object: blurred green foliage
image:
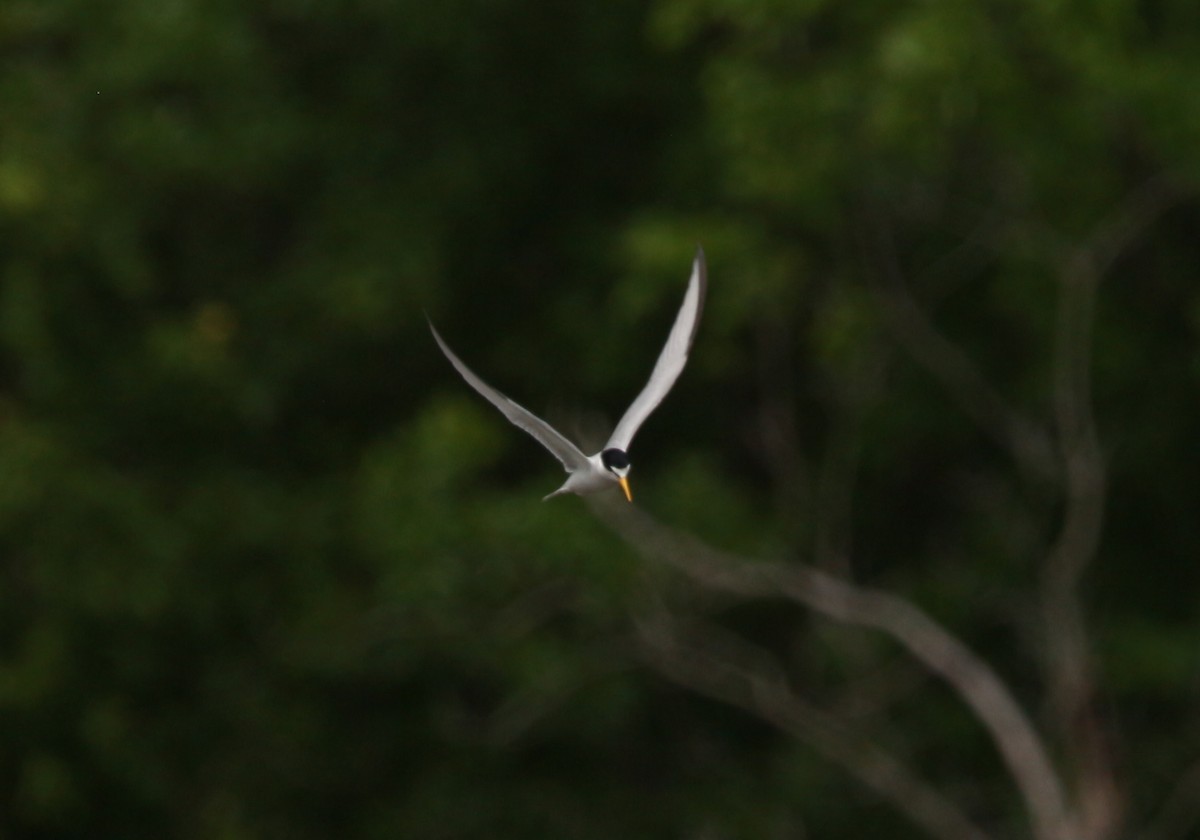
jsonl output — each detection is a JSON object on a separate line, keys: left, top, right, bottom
{"left": 2, "top": 0, "right": 1200, "bottom": 837}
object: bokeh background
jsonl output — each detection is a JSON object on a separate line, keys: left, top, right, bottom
{"left": 3, "top": 1, "right": 1200, "bottom": 837}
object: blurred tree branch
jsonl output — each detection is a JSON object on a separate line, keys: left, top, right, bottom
{"left": 1141, "top": 755, "right": 1200, "bottom": 840}
{"left": 1042, "top": 175, "right": 1182, "bottom": 840}
{"left": 633, "top": 607, "right": 992, "bottom": 840}
{"left": 591, "top": 498, "right": 1076, "bottom": 840}
{"left": 854, "top": 176, "right": 1185, "bottom": 839}
{"left": 868, "top": 220, "right": 1059, "bottom": 484}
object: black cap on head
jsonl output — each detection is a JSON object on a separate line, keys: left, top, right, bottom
{"left": 601, "top": 448, "right": 630, "bottom": 471}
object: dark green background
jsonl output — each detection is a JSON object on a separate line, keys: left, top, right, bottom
{"left": 3, "top": 0, "right": 1199, "bottom": 837}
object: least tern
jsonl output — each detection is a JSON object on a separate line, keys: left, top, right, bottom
{"left": 429, "top": 247, "right": 707, "bottom": 502}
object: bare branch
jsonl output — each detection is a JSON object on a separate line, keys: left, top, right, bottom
{"left": 635, "top": 610, "right": 993, "bottom": 840}
{"left": 866, "top": 222, "right": 1059, "bottom": 484}
{"left": 1041, "top": 243, "right": 1113, "bottom": 839}
{"left": 1079, "top": 176, "right": 1181, "bottom": 280}
{"left": 1042, "top": 176, "right": 1181, "bottom": 839}
{"left": 1139, "top": 756, "right": 1200, "bottom": 840}
{"left": 487, "top": 659, "right": 630, "bottom": 746}
{"left": 592, "top": 498, "right": 1079, "bottom": 840}
{"left": 858, "top": 176, "right": 1183, "bottom": 840}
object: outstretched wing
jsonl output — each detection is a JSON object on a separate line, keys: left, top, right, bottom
{"left": 428, "top": 318, "right": 590, "bottom": 473}
{"left": 606, "top": 247, "right": 707, "bottom": 452}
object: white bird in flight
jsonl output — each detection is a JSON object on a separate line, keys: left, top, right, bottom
{"left": 428, "top": 247, "right": 707, "bottom": 502}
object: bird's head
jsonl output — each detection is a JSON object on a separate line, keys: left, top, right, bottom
{"left": 601, "top": 448, "right": 633, "bottom": 502}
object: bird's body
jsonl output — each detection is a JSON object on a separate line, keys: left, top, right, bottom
{"left": 544, "top": 453, "right": 622, "bottom": 500}
{"left": 428, "top": 247, "right": 707, "bottom": 502}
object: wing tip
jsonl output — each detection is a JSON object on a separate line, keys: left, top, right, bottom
{"left": 426, "top": 314, "right": 455, "bottom": 358}
{"left": 692, "top": 245, "right": 707, "bottom": 292}
{"left": 689, "top": 243, "right": 707, "bottom": 343}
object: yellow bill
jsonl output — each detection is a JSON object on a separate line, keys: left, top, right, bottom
{"left": 617, "top": 476, "right": 632, "bottom": 503}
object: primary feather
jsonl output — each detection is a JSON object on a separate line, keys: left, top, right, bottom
{"left": 428, "top": 319, "right": 589, "bottom": 472}
{"left": 606, "top": 247, "right": 707, "bottom": 451}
